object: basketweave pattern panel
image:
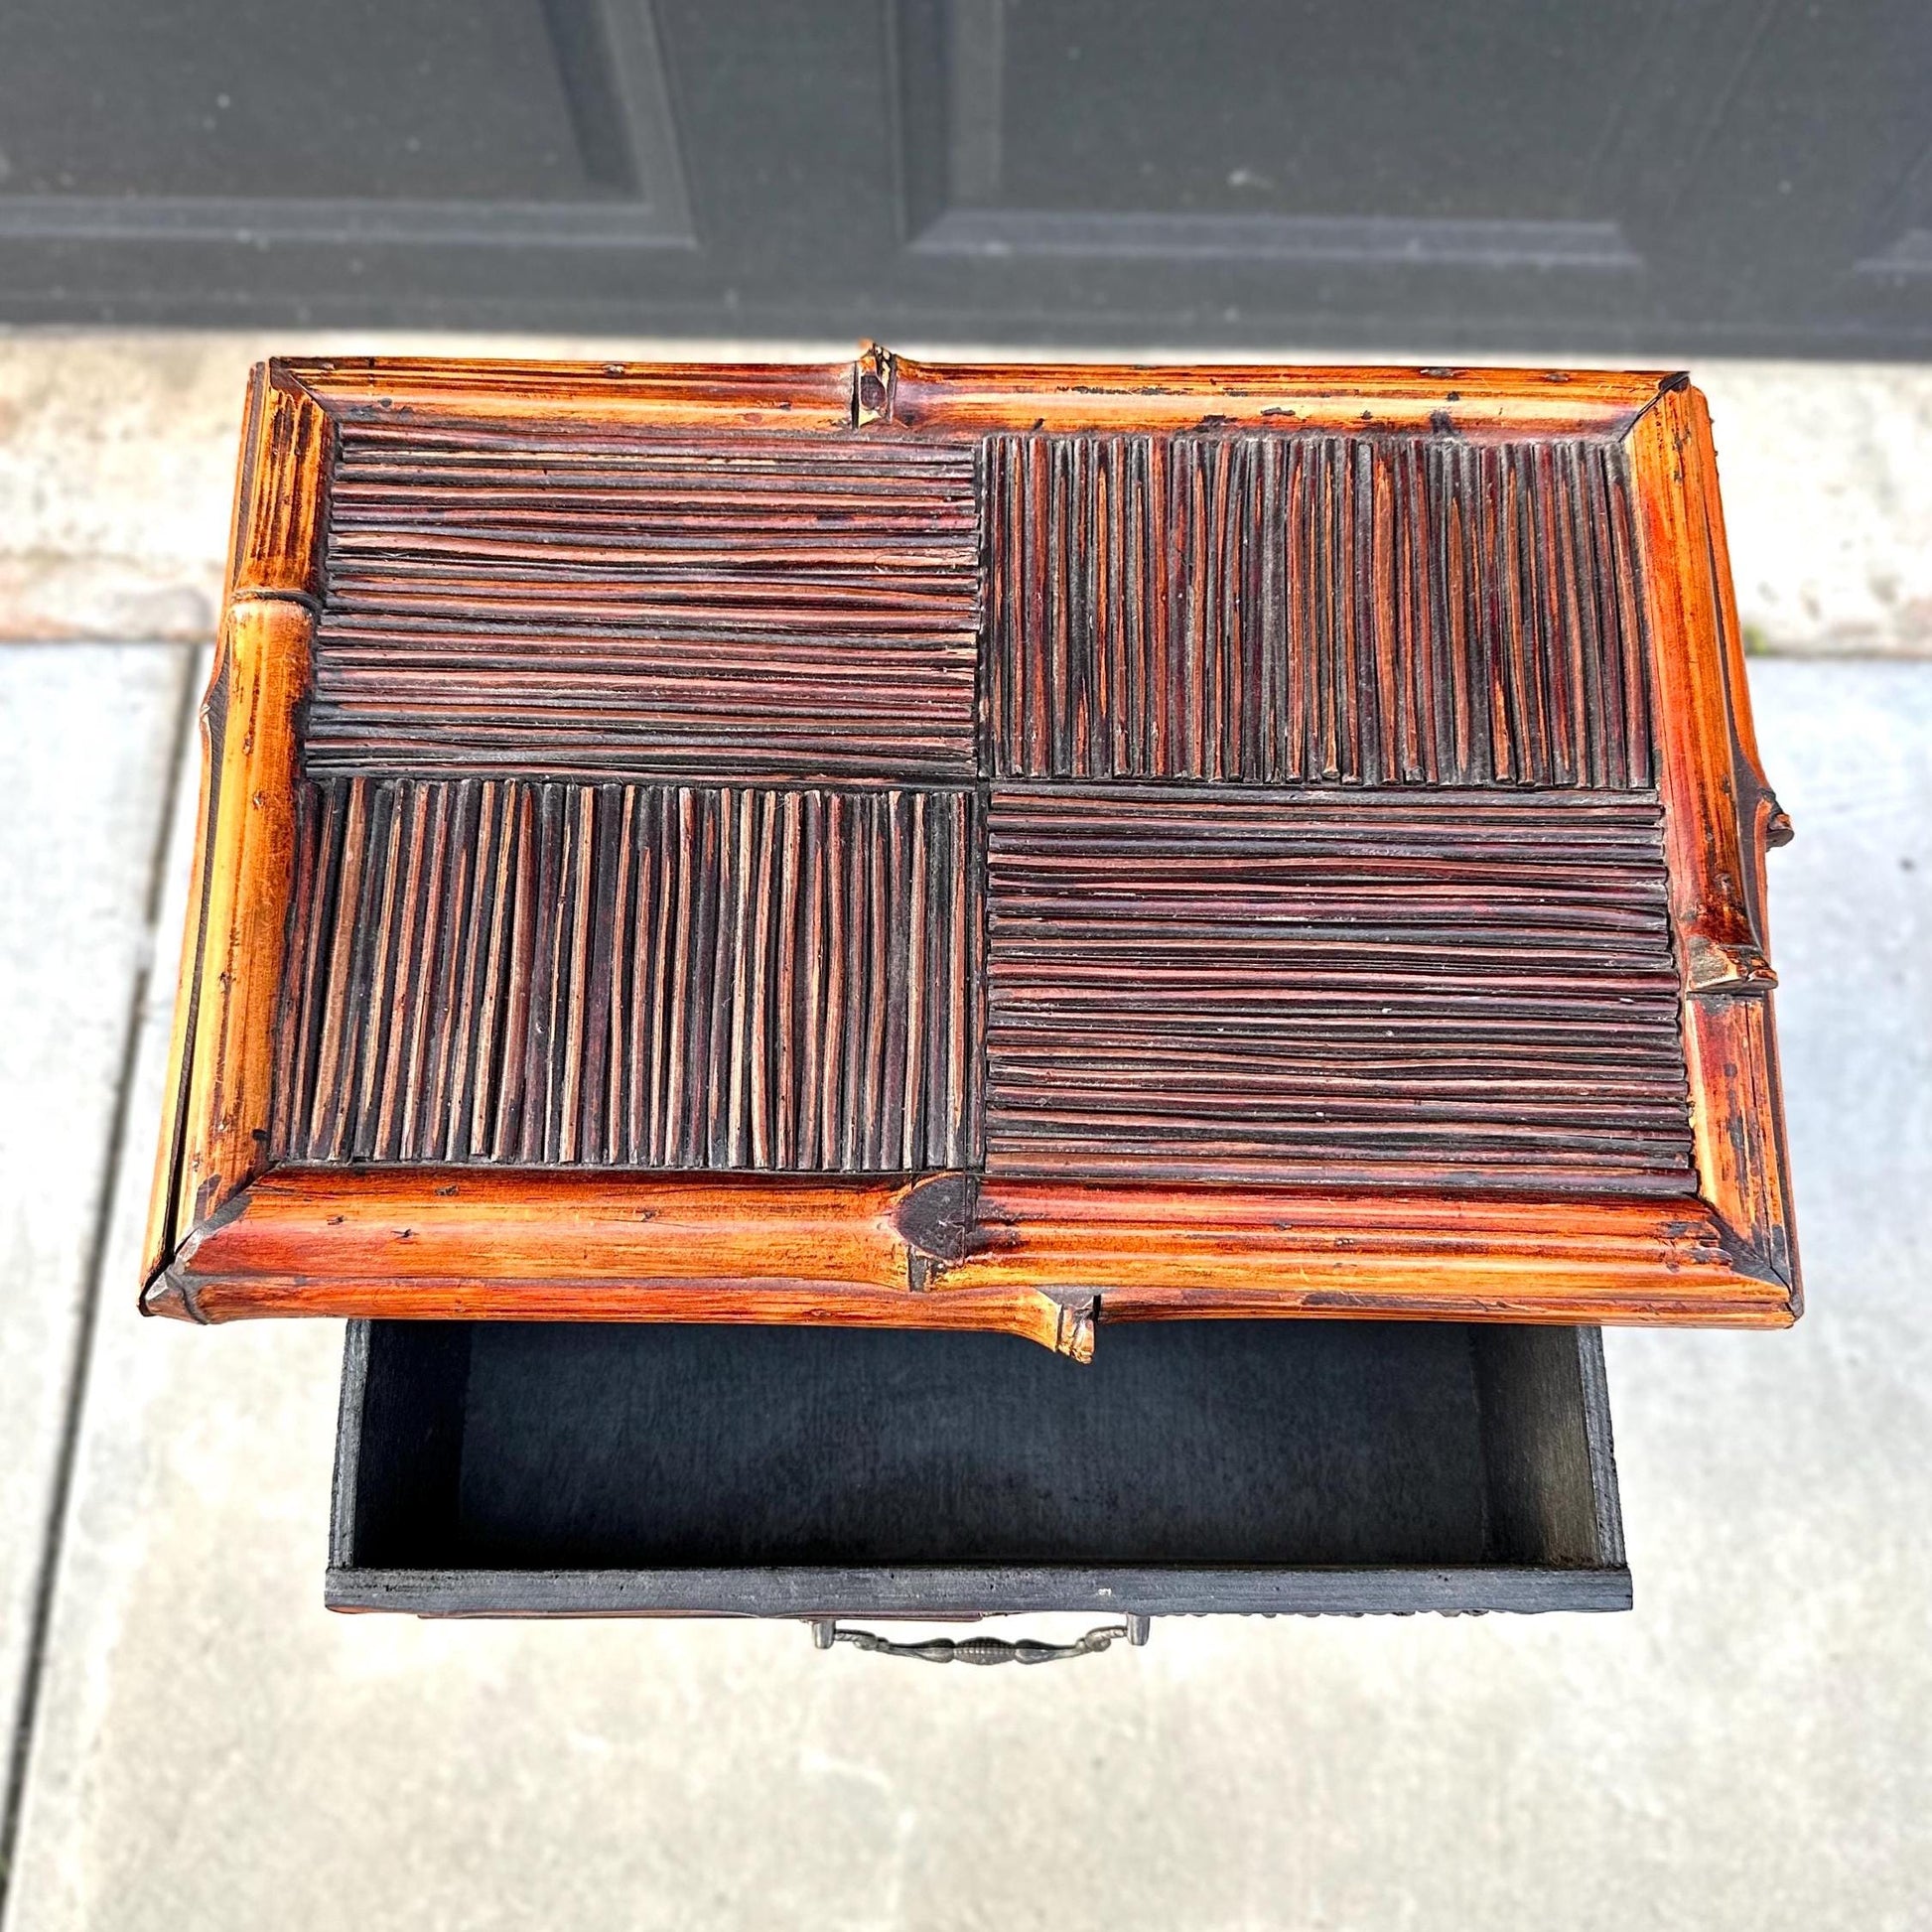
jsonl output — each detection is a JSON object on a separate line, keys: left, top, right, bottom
{"left": 271, "top": 777, "right": 981, "bottom": 1173}
{"left": 983, "top": 433, "right": 1652, "bottom": 785}
{"left": 982, "top": 786, "right": 1689, "bottom": 1192}
{"left": 309, "top": 424, "right": 981, "bottom": 780}
{"left": 277, "top": 418, "right": 1692, "bottom": 1187}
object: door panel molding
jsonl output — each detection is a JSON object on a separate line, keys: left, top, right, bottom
{"left": 0, "top": 0, "right": 693, "bottom": 252}
{"left": 896, "top": 0, "right": 1644, "bottom": 276}
{"left": 909, "top": 207, "right": 1640, "bottom": 272}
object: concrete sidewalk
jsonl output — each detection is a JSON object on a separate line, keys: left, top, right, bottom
{"left": 0, "top": 649, "right": 1925, "bottom": 1932}
{"left": 0, "top": 334, "right": 1927, "bottom": 1928}
{"left": 7, "top": 333, "right": 1932, "bottom": 655}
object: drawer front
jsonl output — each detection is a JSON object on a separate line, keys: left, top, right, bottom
{"left": 327, "top": 1317, "right": 1629, "bottom": 1619}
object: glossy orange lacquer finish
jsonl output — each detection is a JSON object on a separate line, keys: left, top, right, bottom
{"left": 144, "top": 350, "right": 1796, "bottom": 1355}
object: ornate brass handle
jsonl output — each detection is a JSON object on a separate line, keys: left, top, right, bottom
{"left": 809, "top": 1616, "right": 1150, "bottom": 1662}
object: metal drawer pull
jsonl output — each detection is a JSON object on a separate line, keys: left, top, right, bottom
{"left": 810, "top": 1616, "right": 1150, "bottom": 1662}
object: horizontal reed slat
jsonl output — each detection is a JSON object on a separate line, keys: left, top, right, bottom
{"left": 308, "top": 428, "right": 981, "bottom": 781}
{"left": 983, "top": 786, "right": 1693, "bottom": 1191}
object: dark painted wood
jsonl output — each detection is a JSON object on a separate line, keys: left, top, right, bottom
{"left": 325, "top": 1564, "right": 1635, "bottom": 1617}
{"left": 327, "top": 1316, "right": 1631, "bottom": 1617}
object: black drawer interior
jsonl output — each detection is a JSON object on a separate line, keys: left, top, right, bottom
{"left": 329, "top": 1317, "right": 1628, "bottom": 1618}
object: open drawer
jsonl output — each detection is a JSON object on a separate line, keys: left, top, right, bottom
{"left": 328, "top": 1317, "right": 1629, "bottom": 1622}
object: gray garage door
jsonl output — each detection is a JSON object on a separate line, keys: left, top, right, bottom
{"left": 3, "top": 0, "right": 1930, "bottom": 355}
